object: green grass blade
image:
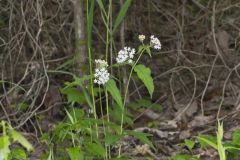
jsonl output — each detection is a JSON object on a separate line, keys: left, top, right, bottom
{"left": 217, "top": 121, "right": 226, "bottom": 160}
{"left": 96, "top": 0, "right": 107, "bottom": 17}
{"left": 113, "top": 0, "right": 132, "bottom": 33}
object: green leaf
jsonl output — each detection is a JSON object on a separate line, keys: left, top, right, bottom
{"left": 151, "top": 103, "right": 163, "bottom": 112}
{"left": 0, "top": 135, "right": 10, "bottom": 159}
{"left": 106, "top": 122, "right": 122, "bottom": 135}
{"left": 128, "top": 98, "right": 162, "bottom": 112}
{"left": 91, "top": 87, "right": 104, "bottom": 97}
{"left": 225, "top": 145, "right": 240, "bottom": 151}
{"left": 78, "top": 83, "right": 94, "bottom": 111}
{"left": 61, "top": 87, "right": 85, "bottom": 104}
{"left": 46, "top": 147, "right": 53, "bottom": 160}
{"left": 56, "top": 57, "right": 75, "bottom": 70}
{"left": 217, "top": 121, "right": 224, "bottom": 140}
{"left": 67, "top": 147, "right": 84, "bottom": 160}
{"left": 87, "top": 0, "right": 95, "bottom": 48}
{"left": 184, "top": 139, "right": 195, "bottom": 151}
{"left": 65, "top": 109, "right": 75, "bottom": 124}
{"left": 197, "top": 135, "right": 217, "bottom": 149}
{"left": 137, "top": 45, "right": 145, "bottom": 53}
{"left": 105, "top": 79, "right": 123, "bottom": 108}
{"left": 69, "top": 108, "right": 85, "bottom": 121}
{"left": 217, "top": 121, "right": 226, "bottom": 160}
{"left": 10, "top": 130, "right": 33, "bottom": 152}
{"left": 18, "top": 102, "right": 29, "bottom": 111}
{"left": 63, "top": 75, "right": 92, "bottom": 88}
{"left": 10, "top": 148, "right": 27, "bottom": 160}
{"left": 110, "top": 105, "right": 133, "bottom": 126}
{"left": 134, "top": 64, "right": 154, "bottom": 98}
{"left": 0, "top": 136, "right": 10, "bottom": 149}
{"left": 128, "top": 99, "right": 152, "bottom": 110}
{"left": 126, "top": 131, "right": 155, "bottom": 150}
{"left": 113, "top": 0, "right": 132, "bottom": 33}
{"left": 105, "top": 134, "right": 123, "bottom": 146}
{"left": 232, "top": 129, "right": 240, "bottom": 145}
{"left": 73, "top": 75, "right": 92, "bottom": 84}
{"left": 62, "top": 76, "right": 93, "bottom": 109}
{"left": 145, "top": 46, "right": 152, "bottom": 57}
{"left": 96, "top": 0, "right": 107, "bottom": 17}
{"left": 85, "top": 143, "right": 105, "bottom": 157}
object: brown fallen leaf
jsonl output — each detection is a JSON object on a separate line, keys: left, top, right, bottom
{"left": 179, "top": 130, "right": 191, "bottom": 140}
{"left": 139, "top": 108, "right": 160, "bottom": 120}
{"left": 133, "top": 144, "right": 150, "bottom": 156}
{"left": 199, "top": 148, "right": 218, "bottom": 158}
{"left": 189, "top": 115, "right": 214, "bottom": 128}
{"left": 167, "top": 120, "right": 178, "bottom": 129}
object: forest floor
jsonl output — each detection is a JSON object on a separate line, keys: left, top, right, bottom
{"left": 1, "top": 0, "right": 240, "bottom": 159}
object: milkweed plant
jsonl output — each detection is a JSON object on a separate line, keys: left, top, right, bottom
{"left": 55, "top": 35, "right": 161, "bottom": 159}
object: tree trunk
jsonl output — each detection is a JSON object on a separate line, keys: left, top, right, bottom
{"left": 73, "top": 0, "right": 87, "bottom": 76}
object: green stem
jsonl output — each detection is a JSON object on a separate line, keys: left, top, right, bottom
{"left": 89, "top": 52, "right": 98, "bottom": 138}
{"left": 98, "top": 86, "right": 108, "bottom": 159}
{"left": 87, "top": 0, "right": 98, "bottom": 138}
{"left": 104, "top": 88, "right": 111, "bottom": 159}
{"left": 118, "top": 49, "right": 145, "bottom": 156}
{"left": 105, "top": 0, "right": 112, "bottom": 61}
{"left": 105, "top": 90, "right": 110, "bottom": 124}
{"left": 104, "top": 2, "right": 112, "bottom": 159}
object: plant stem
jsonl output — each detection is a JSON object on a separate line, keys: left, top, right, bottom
{"left": 87, "top": 0, "right": 98, "bottom": 138}
{"left": 105, "top": 1, "right": 112, "bottom": 159}
{"left": 118, "top": 49, "right": 145, "bottom": 157}
{"left": 99, "top": 86, "right": 108, "bottom": 159}
{"left": 105, "top": 0, "right": 112, "bottom": 61}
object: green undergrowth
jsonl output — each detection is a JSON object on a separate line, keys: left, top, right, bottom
{"left": 171, "top": 121, "right": 240, "bottom": 160}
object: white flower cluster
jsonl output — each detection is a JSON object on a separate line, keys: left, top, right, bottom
{"left": 138, "top": 34, "right": 145, "bottom": 42}
{"left": 94, "top": 59, "right": 110, "bottom": 85}
{"left": 150, "top": 35, "right": 161, "bottom": 50}
{"left": 116, "top": 47, "right": 136, "bottom": 64}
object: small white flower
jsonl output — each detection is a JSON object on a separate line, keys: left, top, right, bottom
{"left": 150, "top": 35, "right": 161, "bottom": 50}
{"left": 93, "top": 65, "right": 110, "bottom": 85}
{"left": 138, "top": 34, "right": 145, "bottom": 42}
{"left": 116, "top": 47, "right": 136, "bottom": 64}
{"left": 129, "top": 48, "right": 135, "bottom": 58}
